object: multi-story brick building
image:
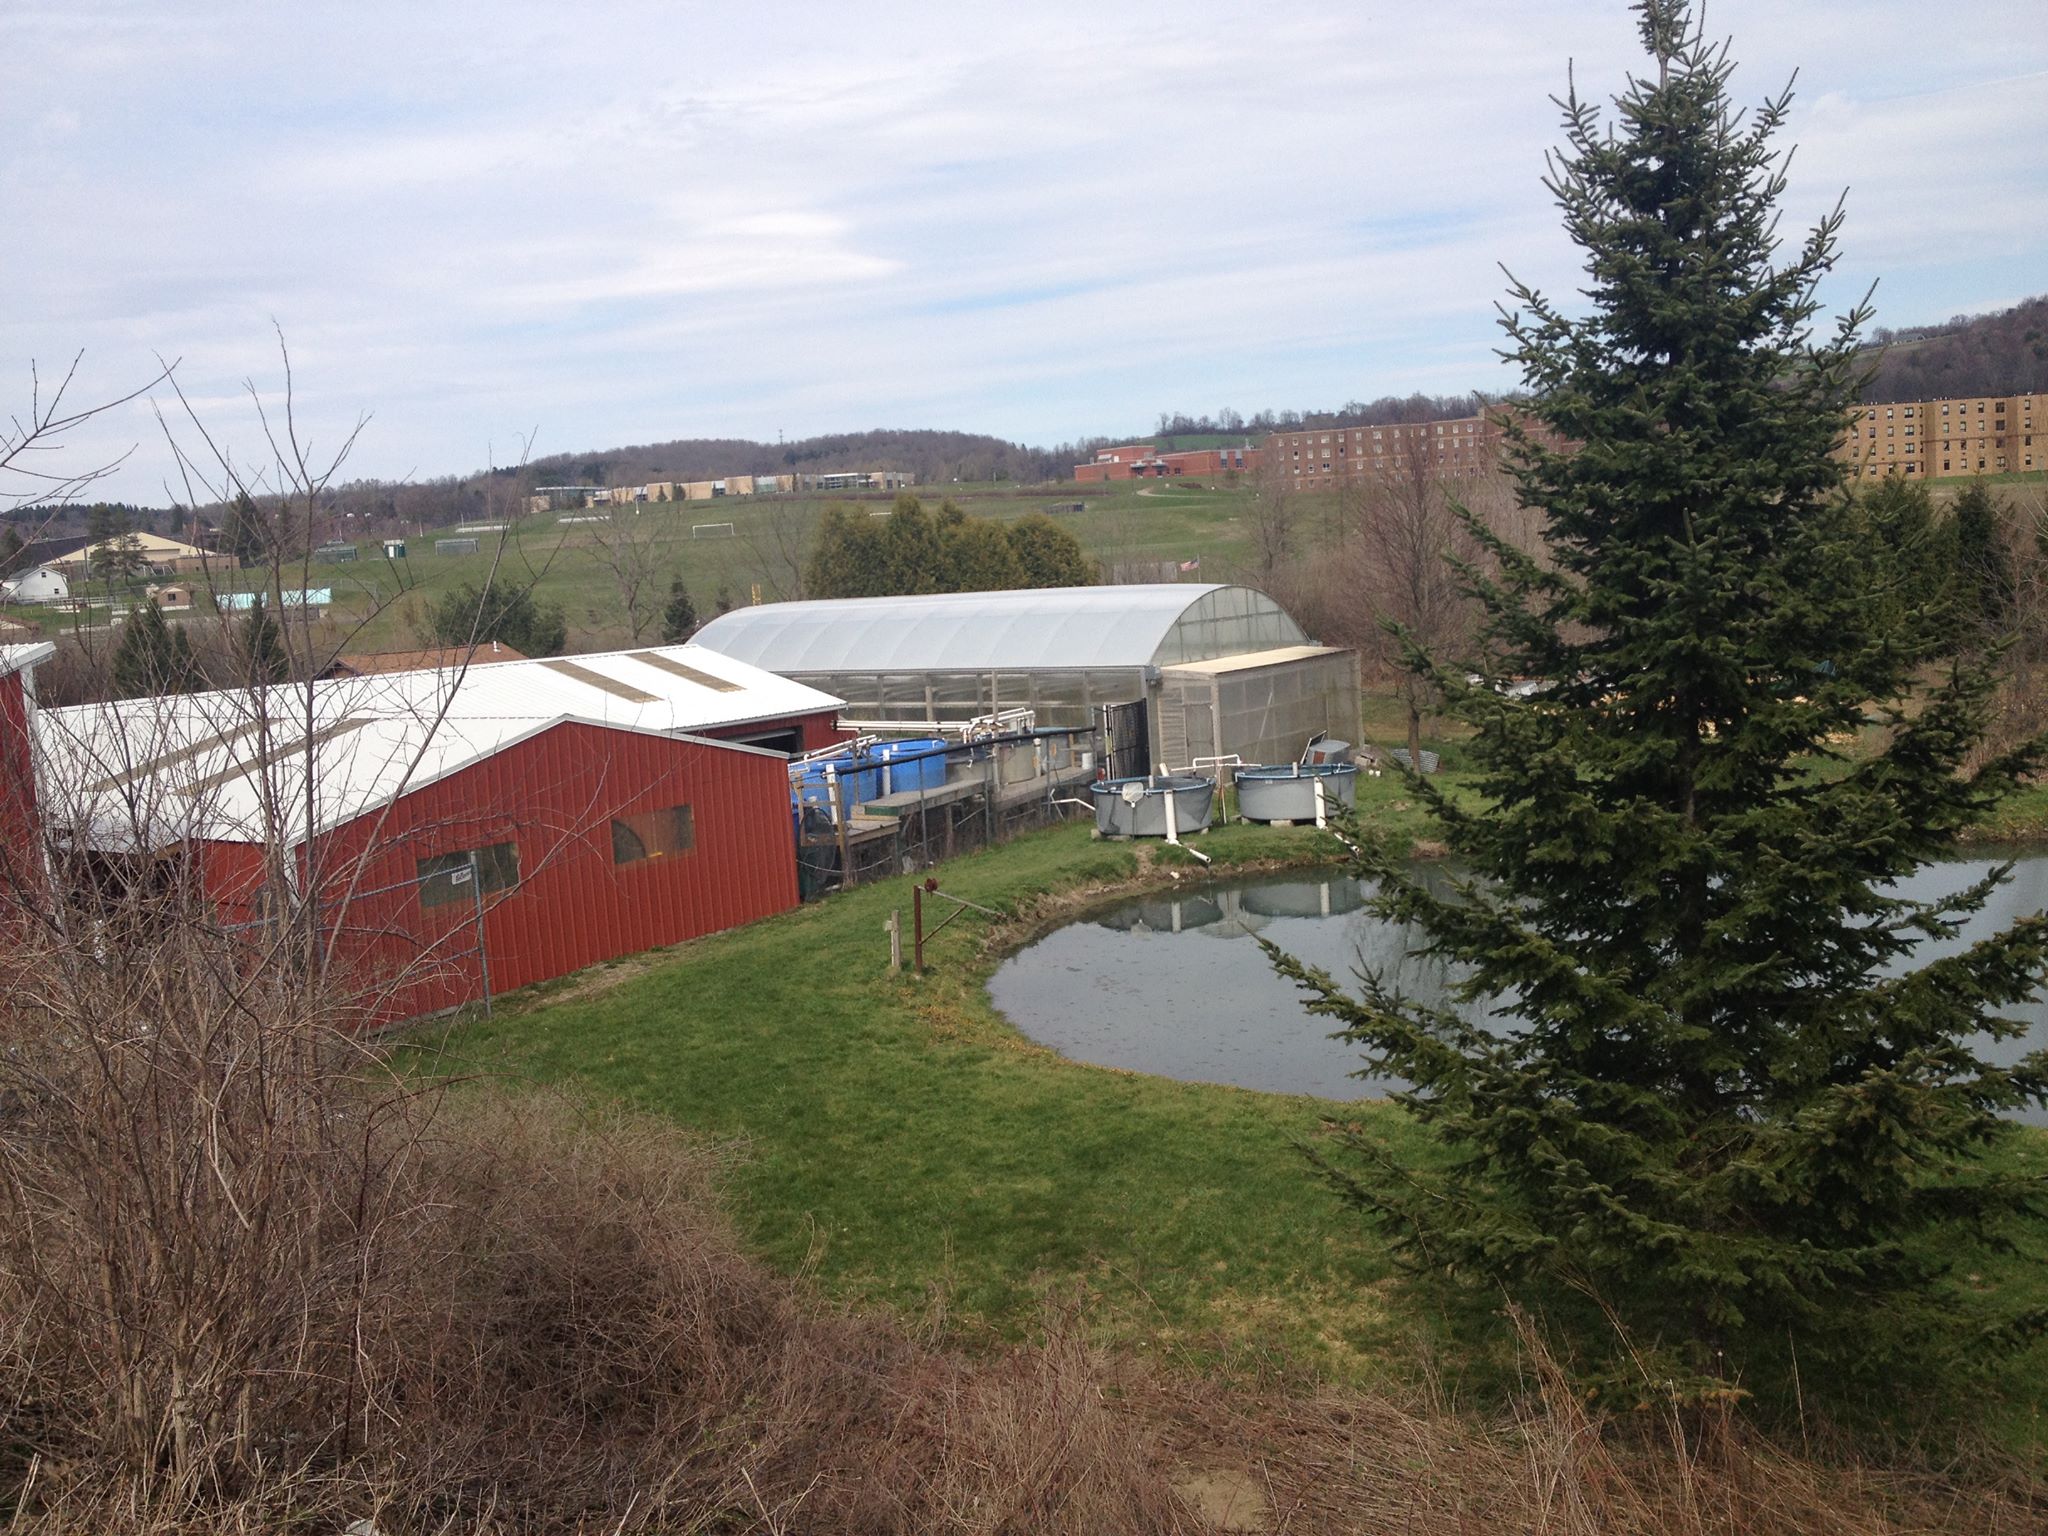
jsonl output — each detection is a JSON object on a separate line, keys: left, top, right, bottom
{"left": 1072, "top": 444, "right": 1260, "bottom": 483}
{"left": 1841, "top": 393, "right": 2044, "bottom": 480}
{"left": 1073, "top": 390, "right": 2040, "bottom": 496}
{"left": 1261, "top": 414, "right": 1505, "bottom": 490}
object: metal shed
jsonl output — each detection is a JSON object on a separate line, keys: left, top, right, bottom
{"left": 1156, "top": 646, "right": 1362, "bottom": 772}
{"left": 33, "top": 644, "right": 846, "bottom": 1023}
{"left": 693, "top": 584, "right": 1357, "bottom": 772}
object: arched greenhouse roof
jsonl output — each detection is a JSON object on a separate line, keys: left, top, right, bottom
{"left": 691, "top": 584, "right": 1307, "bottom": 673}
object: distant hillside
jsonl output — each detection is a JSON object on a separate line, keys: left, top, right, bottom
{"left": 529, "top": 428, "right": 1065, "bottom": 491}
{"left": 10, "top": 429, "right": 1074, "bottom": 542}
{"left": 1862, "top": 296, "right": 2048, "bottom": 402}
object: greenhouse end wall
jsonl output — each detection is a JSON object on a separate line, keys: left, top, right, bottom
{"left": 1158, "top": 650, "right": 1361, "bottom": 770}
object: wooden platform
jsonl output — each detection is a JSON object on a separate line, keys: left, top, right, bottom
{"left": 859, "top": 777, "right": 986, "bottom": 817}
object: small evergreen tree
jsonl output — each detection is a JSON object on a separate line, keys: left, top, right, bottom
{"left": 86, "top": 506, "right": 146, "bottom": 591}
{"left": 112, "top": 599, "right": 197, "bottom": 698}
{"left": 1007, "top": 513, "right": 1095, "bottom": 587}
{"left": 239, "top": 594, "right": 290, "bottom": 685}
{"left": 660, "top": 578, "right": 697, "bottom": 642}
{"left": 939, "top": 516, "right": 1025, "bottom": 592}
{"left": 805, "top": 505, "right": 880, "bottom": 599}
{"left": 1279, "top": 0, "right": 2048, "bottom": 1398}
{"left": 879, "top": 496, "right": 944, "bottom": 592}
{"left": 224, "top": 492, "right": 269, "bottom": 568}
{"left": 427, "top": 581, "right": 567, "bottom": 657}
{"left": 1949, "top": 481, "right": 2013, "bottom": 639}
{"left": 1859, "top": 476, "right": 1953, "bottom": 652}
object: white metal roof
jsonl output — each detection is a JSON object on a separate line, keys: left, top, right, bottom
{"left": 35, "top": 643, "right": 841, "bottom": 852}
{"left": 1161, "top": 645, "right": 1349, "bottom": 676}
{"left": 1, "top": 642, "right": 54, "bottom": 679}
{"left": 691, "top": 584, "right": 1307, "bottom": 673}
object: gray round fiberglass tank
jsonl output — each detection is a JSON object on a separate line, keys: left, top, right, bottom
{"left": 1090, "top": 775, "right": 1217, "bottom": 838}
{"left": 1234, "top": 762, "right": 1359, "bottom": 823}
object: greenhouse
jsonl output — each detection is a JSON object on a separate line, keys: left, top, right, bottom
{"left": 692, "top": 584, "right": 1359, "bottom": 772}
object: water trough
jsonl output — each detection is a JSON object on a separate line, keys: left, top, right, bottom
{"left": 1235, "top": 761, "right": 1360, "bottom": 824}
{"left": 1090, "top": 774, "right": 1217, "bottom": 839}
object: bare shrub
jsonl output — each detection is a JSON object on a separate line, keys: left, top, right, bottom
{"left": 0, "top": 905, "right": 1195, "bottom": 1534}
{"left": 1144, "top": 1309, "right": 2044, "bottom": 1535}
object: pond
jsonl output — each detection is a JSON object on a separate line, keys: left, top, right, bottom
{"left": 987, "top": 854, "right": 2048, "bottom": 1122}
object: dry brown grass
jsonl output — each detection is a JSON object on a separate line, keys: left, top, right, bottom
{"left": 1139, "top": 1322, "right": 2048, "bottom": 1535}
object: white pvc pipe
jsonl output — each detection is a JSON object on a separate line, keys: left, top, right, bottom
{"left": 1313, "top": 775, "right": 1328, "bottom": 829}
{"left": 1160, "top": 782, "right": 1212, "bottom": 863}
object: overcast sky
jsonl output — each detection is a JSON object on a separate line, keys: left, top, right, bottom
{"left": 4, "top": 1, "right": 2045, "bottom": 504}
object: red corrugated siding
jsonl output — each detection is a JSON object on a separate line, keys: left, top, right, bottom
{"left": 0, "top": 673, "right": 37, "bottom": 897}
{"left": 795, "top": 709, "right": 848, "bottom": 751}
{"left": 242, "top": 723, "right": 798, "bottom": 1024}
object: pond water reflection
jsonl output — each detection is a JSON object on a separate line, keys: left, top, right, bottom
{"left": 987, "top": 855, "right": 2048, "bottom": 1121}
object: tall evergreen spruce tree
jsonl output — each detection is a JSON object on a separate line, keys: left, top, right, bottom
{"left": 1284, "top": 1, "right": 2048, "bottom": 1393}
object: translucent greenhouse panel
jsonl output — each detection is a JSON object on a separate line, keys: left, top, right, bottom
{"left": 1026, "top": 671, "right": 1093, "bottom": 727}
{"left": 1153, "top": 587, "right": 1306, "bottom": 665}
{"left": 1204, "top": 653, "right": 1362, "bottom": 766}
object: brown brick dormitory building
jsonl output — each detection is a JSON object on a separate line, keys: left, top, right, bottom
{"left": 1843, "top": 393, "right": 2044, "bottom": 480}
{"left": 1260, "top": 414, "right": 1504, "bottom": 488}
{"left": 1074, "top": 395, "right": 2044, "bottom": 488}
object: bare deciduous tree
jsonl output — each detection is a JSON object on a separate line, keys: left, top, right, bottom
{"left": 1342, "top": 433, "right": 1483, "bottom": 768}
{"left": 1242, "top": 455, "right": 1300, "bottom": 585}
{"left": 582, "top": 500, "right": 675, "bottom": 642}
{"left": 736, "top": 493, "right": 816, "bottom": 602}
{"left": 1, "top": 352, "right": 173, "bottom": 512}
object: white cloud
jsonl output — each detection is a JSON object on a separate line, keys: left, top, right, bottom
{"left": 2, "top": 0, "right": 2043, "bottom": 499}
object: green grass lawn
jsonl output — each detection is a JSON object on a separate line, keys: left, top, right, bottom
{"left": 404, "top": 759, "right": 2048, "bottom": 1442}
{"left": 415, "top": 816, "right": 1440, "bottom": 1375}
{"left": 143, "top": 477, "right": 1286, "bottom": 655}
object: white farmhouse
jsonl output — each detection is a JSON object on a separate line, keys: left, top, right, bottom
{"left": 0, "top": 565, "right": 70, "bottom": 605}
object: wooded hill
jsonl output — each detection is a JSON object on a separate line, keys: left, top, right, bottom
{"left": 1861, "top": 294, "right": 2048, "bottom": 402}
{"left": 529, "top": 427, "right": 1066, "bottom": 491}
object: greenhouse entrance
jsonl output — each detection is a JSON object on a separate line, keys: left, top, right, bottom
{"left": 1101, "top": 699, "right": 1149, "bottom": 779}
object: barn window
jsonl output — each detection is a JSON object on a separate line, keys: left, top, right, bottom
{"left": 611, "top": 804, "right": 696, "bottom": 866}
{"left": 417, "top": 841, "right": 518, "bottom": 908}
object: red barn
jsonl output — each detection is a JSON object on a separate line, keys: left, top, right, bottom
{"left": 0, "top": 642, "right": 53, "bottom": 905}
{"left": 38, "top": 644, "right": 844, "bottom": 1024}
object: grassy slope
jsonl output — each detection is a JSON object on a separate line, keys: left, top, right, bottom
{"left": 421, "top": 791, "right": 1445, "bottom": 1375}
{"left": 25, "top": 470, "right": 2036, "bottom": 656}
{"left": 417, "top": 766, "right": 2048, "bottom": 1439}
{"left": 144, "top": 478, "right": 1271, "bottom": 654}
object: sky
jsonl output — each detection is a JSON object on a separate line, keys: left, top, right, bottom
{"left": 3, "top": 1, "right": 2045, "bottom": 504}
